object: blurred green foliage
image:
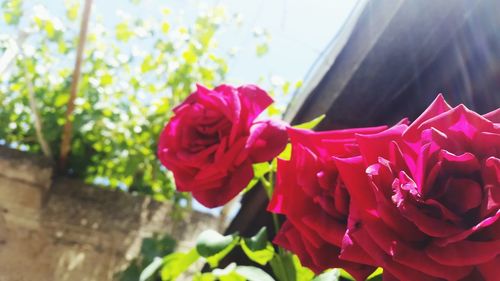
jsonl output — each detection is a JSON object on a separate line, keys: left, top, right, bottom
{"left": 128, "top": 227, "right": 372, "bottom": 281}
{"left": 0, "top": 0, "right": 299, "bottom": 203}
{"left": 119, "top": 233, "right": 177, "bottom": 281}
{"left": 0, "top": 0, "right": 234, "bottom": 201}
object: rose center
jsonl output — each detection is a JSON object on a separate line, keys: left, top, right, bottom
{"left": 440, "top": 177, "right": 483, "bottom": 215}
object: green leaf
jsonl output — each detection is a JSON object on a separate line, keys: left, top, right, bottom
{"left": 256, "top": 43, "right": 269, "bottom": 57}
{"left": 2, "top": 0, "right": 23, "bottom": 25}
{"left": 293, "top": 255, "right": 315, "bottom": 281}
{"left": 161, "top": 21, "right": 170, "bottom": 33}
{"left": 141, "top": 55, "right": 155, "bottom": 73}
{"left": 367, "top": 268, "right": 383, "bottom": 281}
{"left": 100, "top": 73, "right": 113, "bottom": 86}
{"left": 140, "top": 234, "right": 176, "bottom": 260}
{"left": 293, "top": 114, "right": 325, "bottom": 130}
{"left": 196, "top": 230, "right": 237, "bottom": 257}
{"left": 269, "top": 253, "right": 296, "bottom": 281}
{"left": 196, "top": 230, "right": 239, "bottom": 267}
{"left": 243, "top": 227, "right": 268, "bottom": 250}
{"left": 182, "top": 49, "right": 197, "bottom": 64}
{"left": 119, "top": 263, "right": 141, "bottom": 281}
{"left": 339, "top": 269, "right": 355, "bottom": 281}
{"left": 160, "top": 248, "right": 199, "bottom": 281}
{"left": 282, "top": 81, "right": 290, "bottom": 93}
{"left": 253, "top": 162, "right": 271, "bottom": 179}
{"left": 54, "top": 94, "right": 69, "bottom": 107}
{"left": 272, "top": 143, "right": 291, "bottom": 171}
{"left": 312, "top": 269, "right": 340, "bottom": 281}
{"left": 116, "top": 22, "right": 134, "bottom": 41}
{"left": 241, "top": 227, "right": 274, "bottom": 265}
{"left": 212, "top": 263, "right": 245, "bottom": 281}
{"left": 277, "top": 143, "right": 291, "bottom": 161}
{"left": 210, "top": 264, "right": 275, "bottom": 281}
{"left": 44, "top": 20, "right": 55, "bottom": 38}
{"left": 243, "top": 161, "right": 271, "bottom": 194}
{"left": 139, "top": 257, "right": 163, "bottom": 281}
{"left": 235, "top": 266, "right": 275, "bottom": 281}
{"left": 206, "top": 239, "right": 239, "bottom": 268}
{"left": 193, "top": 272, "right": 216, "bottom": 281}
{"left": 65, "top": 0, "right": 80, "bottom": 21}
{"left": 220, "top": 272, "right": 245, "bottom": 281}
{"left": 242, "top": 178, "right": 259, "bottom": 194}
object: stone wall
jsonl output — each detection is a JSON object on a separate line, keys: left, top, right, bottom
{"left": 0, "top": 146, "right": 219, "bottom": 281}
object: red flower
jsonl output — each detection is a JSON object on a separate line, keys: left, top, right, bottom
{"left": 158, "top": 84, "right": 287, "bottom": 208}
{"left": 269, "top": 126, "right": 387, "bottom": 280}
{"left": 335, "top": 95, "right": 500, "bottom": 280}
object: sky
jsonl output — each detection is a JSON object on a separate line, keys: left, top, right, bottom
{"left": 94, "top": 0, "right": 359, "bottom": 85}
{"left": 18, "top": 0, "right": 359, "bottom": 101}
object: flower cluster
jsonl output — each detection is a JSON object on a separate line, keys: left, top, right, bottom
{"left": 158, "top": 85, "right": 499, "bottom": 280}
{"left": 270, "top": 95, "right": 500, "bottom": 280}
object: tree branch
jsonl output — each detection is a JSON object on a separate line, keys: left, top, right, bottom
{"left": 24, "top": 62, "right": 52, "bottom": 158}
{"left": 58, "top": 0, "right": 93, "bottom": 171}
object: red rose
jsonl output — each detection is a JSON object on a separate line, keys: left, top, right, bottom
{"left": 269, "top": 126, "right": 388, "bottom": 280}
{"left": 158, "top": 84, "right": 287, "bottom": 208}
{"left": 335, "top": 95, "right": 500, "bottom": 280}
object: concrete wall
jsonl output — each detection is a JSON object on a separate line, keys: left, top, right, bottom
{"left": 0, "top": 146, "right": 219, "bottom": 281}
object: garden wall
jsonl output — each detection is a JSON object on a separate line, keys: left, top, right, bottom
{"left": 0, "top": 146, "right": 218, "bottom": 281}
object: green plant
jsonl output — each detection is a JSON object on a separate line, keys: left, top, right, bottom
{"left": 120, "top": 233, "right": 177, "bottom": 281}
{"left": 0, "top": 1, "right": 299, "bottom": 202}
{"left": 0, "top": 1, "right": 229, "bottom": 200}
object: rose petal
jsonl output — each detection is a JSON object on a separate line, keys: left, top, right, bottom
{"left": 302, "top": 212, "right": 346, "bottom": 247}
{"left": 198, "top": 84, "right": 240, "bottom": 123}
{"left": 334, "top": 156, "right": 377, "bottom": 211}
{"left": 483, "top": 157, "right": 500, "bottom": 187}
{"left": 404, "top": 94, "right": 452, "bottom": 139}
{"left": 276, "top": 222, "right": 375, "bottom": 280}
{"left": 418, "top": 105, "right": 494, "bottom": 141}
{"left": 480, "top": 184, "right": 500, "bottom": 219}
{"left": 340, "top": 230, "right": 377, "bottom": 266}
{"left": 477, "top": 256, "right": 500, "bottom": 280}
{"left": 484, "top": 108, "right": 500, "bottom": 123}
{"left": 236, "top": 84, "right": 274, "bottom": 124}
{"left": 393, "top": 172, "right": 464, "bottom": 237}
{"left": 367, "top": 163, "right": 427, "bottom": 241}
{"left": 267, "top": 160, "right": 287, "bottom": 213}
{"left": 441, "top": 178, "right": 483, "bottom": 214}
{"left": 364, "top": 219, "right": 473, "bottom": 280}
{"left": 268, "top": 158, "right": 316, "bottom": 216}
{"left": 287, "top": 126, "right": 387, "bottom": 159}
{"left": 191, "top": 161, "right": 254, "bottom": 207}
{"left": 435, "top": 210, "right": 500, "bottom": 246}
{"left": 439, "top": 150, "right": 481, "bottom": 175}
{"left": 274, "top": 221, "right": 322, "bottom": 273}
{"left": 356, "top": 124, "right": 407, "bottom": 166}
{"left": 246, "top": 119, "right": 288, "bottom": 163}
{"left": 427, "top": 239, "right": 500, "bottom": 266}
{"left": 350, "top": 225, "right": 436, "bottom": 281}
{"left": 475, "top": 132, "right": 500, "bottom": 157}
{"left": 290, "top": 218, "right": 324, "bottom": 249}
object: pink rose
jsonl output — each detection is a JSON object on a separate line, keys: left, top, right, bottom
{"left": 269, "top": 126, "right": 388, "bottom": 280}
{"left": 335, "top": 95, "right": 500, "bottom": 280}
{"left": 158, "top": 84, "right": 287, "bottom": 208}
